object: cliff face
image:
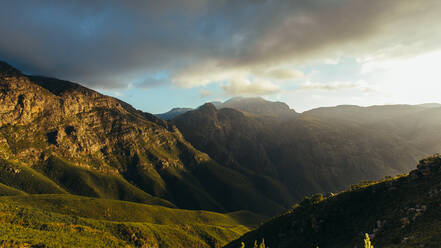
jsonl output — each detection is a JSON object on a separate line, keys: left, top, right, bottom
{"left": 0, "top": 62, "right": 206, "bottom": 208}
{"left": 0, "top": 62, "right": 205, "bottom": 172}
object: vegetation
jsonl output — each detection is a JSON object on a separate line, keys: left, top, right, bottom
{"left": 239, "top": 234, "right": 375, "bottom": 248}
{"left": 225, "top": 154, "right": 441, "bottom": 248}
{"left": 239, "top": 234, "right": 374, "bottom": 248}
{"left": 0, "top": 194, "right": 262, "bottom": 248}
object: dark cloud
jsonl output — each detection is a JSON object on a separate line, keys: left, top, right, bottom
{"left": 0, "top": 0, "right": 440, "bottom": 89}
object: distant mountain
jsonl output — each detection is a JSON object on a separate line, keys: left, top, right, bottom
{"left": 156, "top": 107, "right": 193, "bottom": 120}
{"left": 304, "top": 104, "right": 441, "bottom": 154}
{"left": 417, "top": 103, "right": 441, "bottom": 108}
{"left": 156, "top": 97, "right": 298, "bottom": 121}
{"left": 225, "top": 155, "right": 441, "bottom": 248}
{"left": 173, "top": 100, "right": 427, "bottom": 203}
{"left": 219, "top": 97, "right": 297, "bottom": 117}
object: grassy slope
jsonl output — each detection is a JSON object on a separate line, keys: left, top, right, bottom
{"left": 37, "top": 156, "right": 175, "bottom": 208}
{"left": 0, "top": 159, "right": 67, "bottom": 194}
{"left": 0, "top": 194, "right": 263, "bottom": 248}
{"left": 0, "top": 183, "right": 27, "bottom": 196}
{"left": 226, "top": 155, "right": 441, "bottom": 248}
{"left": 0, "top": 156, "right": 175, "bottom": 208}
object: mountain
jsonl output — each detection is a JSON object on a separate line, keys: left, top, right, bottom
{"left": 156, "top": 107, "right": 193, "bottom": 120}
{"left": 304, "top": 104, "right": 441, "bottom": 154}
{"left": 225, "top": 154, "right": 441, "bottom": 248}
{"left": 417, "top": 103, "right": 441, "bottom": 108}
{"left": 173, "top": 99, "right": 428, "bottom": 204}
{"left": 156, "top": 97, "right": 297, "bottom": 121}
{"left": 219, "top": 97, "right": 297, "bottom": 117}
{"left": 0, "top": 61, "right": 288, "bottom": 216}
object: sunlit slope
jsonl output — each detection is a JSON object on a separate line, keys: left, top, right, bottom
{"left": 0, "top": 158, "right": 175, "bottom": 208}
{"left": 0, "top": 194, "right": 263, "bottom": 248}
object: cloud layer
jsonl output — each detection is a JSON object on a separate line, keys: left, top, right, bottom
{"left": 1, "top": 0, "right": 440, "bottom": 91}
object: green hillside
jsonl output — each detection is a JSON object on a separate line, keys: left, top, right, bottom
{"left": 0, "top": 159, "right": 67, "bottom": 195}
{"left": 0, "top": 157, "right": 175, "bottom": 208}
{"left": 0, "top": 194, "right": 263, "bottom": 248}
{"left": 225, "top": 154, "right": 441, "bottom": 248}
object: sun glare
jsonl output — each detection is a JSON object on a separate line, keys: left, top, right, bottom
{"left": 371, "top": 50, "right": 441, "bottom": 104}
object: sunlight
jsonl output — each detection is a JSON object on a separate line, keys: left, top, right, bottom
{"left": 366, "top": 50, "right": 441, "bottom": 104}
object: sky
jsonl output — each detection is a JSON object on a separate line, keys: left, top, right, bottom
{"left": 1, "top": 0, "right": 441, "bottom": 113}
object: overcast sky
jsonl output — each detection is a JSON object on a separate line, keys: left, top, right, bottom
{"left": 1, "top": 0, "right": 441, "bottom": 113}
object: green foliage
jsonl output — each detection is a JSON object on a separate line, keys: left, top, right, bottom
{"left": 298, "top": 193, "right": 324, "bottom": 208}
{"left": 0, "top": 194, "right": 260, "bottom": 248}
{"left": 419, "top": 153, "right": 441, "bottom": 168}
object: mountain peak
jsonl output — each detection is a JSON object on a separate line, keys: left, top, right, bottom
{"left": 220, "top": 97, "right": 296, "bottom": 117}
{"left": 197, "top": 102, "right": 218, "bottom": 113}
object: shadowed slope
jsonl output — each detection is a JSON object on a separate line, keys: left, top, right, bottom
{"left": 226, "top": 155, "right": 441, "bottom": 248}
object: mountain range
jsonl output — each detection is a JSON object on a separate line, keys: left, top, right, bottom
{"left": 172, "top": 97, "right": 441, "bottom": 204}
{"left": 1, "top": 60, "right": 441, "bottom": 247}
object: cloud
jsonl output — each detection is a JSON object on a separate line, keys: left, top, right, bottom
{"left": 137, "top": 78, "right": 169, "bottom": 89}
{"left": 222, "top": 78, "right": 280, "bottom": 96}
{"left": 261, "top": 68, "right": 304, "bottom": 80}
{"left": 299, "top": 81, "right": 369, "bottom": 91}
{"left": 200, "top": 89, "right": 212, "bottom": 97}
{"left": 0, "top": 0, "right": 440, "bottom": 90}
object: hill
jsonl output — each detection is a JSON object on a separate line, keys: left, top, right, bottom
{"left": 0, "top": 194, "right": 262, "bottom": 248}
{"left": 226, "top": 154, "right": 441, "bottom": 248}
